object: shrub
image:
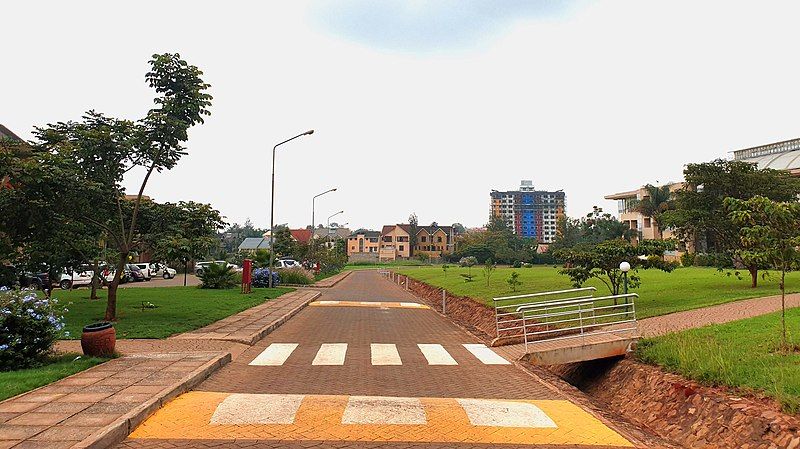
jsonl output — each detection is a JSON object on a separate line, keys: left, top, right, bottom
{"left": 278, "top": 267, "right": 314, "bottom": 285}
{"left": 0, "top": 288, "right": 66, "bottom": 370}
{"left": 251, "top": 268, "right": 280, "bottom": 288}
{"left": 512, "top": 261, "right": 522, "bottom": 268}
{"left": 459, "top": 256, "right": 478, "bottom": 268}
{"left": 680, "top": 252, "right": 695, "bottom": 267}
{"left": 198, "top": 263, "right": 238, "bottom": 289}
{"left": 507, "top": 271, "right": 522, "bottom": 292}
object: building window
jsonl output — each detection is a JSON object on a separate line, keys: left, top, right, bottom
{"left": 437, "top": 236, "right": 442, "bottom": 242}
{"left": 421, "top": 236, "right": 427, "bottom": 242}
{"left": 399, "top": 245, "right": 404, "bottom": 252}
{"left": 644, "top": 218, "right": 651, "bottom": 228}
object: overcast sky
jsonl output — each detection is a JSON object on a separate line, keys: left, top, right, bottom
{"left": 4, "top": 1, "right": 799, "bottom": 231}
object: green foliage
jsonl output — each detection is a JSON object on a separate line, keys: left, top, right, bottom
{"left": 198, "top": 263, "right": 238, "bottom": 289}
{"left": 271, "top": 226, "right": 296, "bottom": 258}
{"left": 442, "top": 264, "right": 450, "bottom": 277}
{"left": 554, "top": 239, "right": 679, "bottom": 296}
{"left": 726, "top": 195, "right": 800, "bottom": 346}
{"left": 408, "top": 213, "right": 418, "bottom": 256}
{"left": 416, "top": 252, "right": 430, "bottom": 262}
{"left": 630, "top": 184, "right": 673, "bottom": 239}
{"left": 661, "top": 159, "right": 800, "bottom": 287}
{"left": 680, "top": 252, "right": 695, "bottom": 267}
{"left": 278, "top": 267, "right": 314, "bottom": 285}
{"left": 453, "top": 216, "right": 537, "bottom": 264}
{"left": 0, "top": 289, "right": 66, "bottom": 370}
{"left": 550, "top": 206, "right": 635, "bottom": 252}
{"left": 507, "top": 271, "right": 522, "bottom": 292}
{"left": 459, "top": 256, "right": 477, "bottom": 267}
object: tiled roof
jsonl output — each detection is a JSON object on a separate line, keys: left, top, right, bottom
{"left": 290, "top": 229, "right": 313, "bottom": 244}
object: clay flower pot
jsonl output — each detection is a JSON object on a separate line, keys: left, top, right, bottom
{"left": 81, "top": 322, "right": 116, "bottom": 357}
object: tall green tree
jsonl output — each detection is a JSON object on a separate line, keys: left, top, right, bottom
{"left": 549, "top": 206, "right": 634, "bottom": 252}
{"left": 660, "top": 159, "right": 800, "bottom": 288}
{"left": 408, "top": 213, "right": 418, "bottom": 257}
{"left": 631, "top": 184, "right": 673, "bottom": 240}
{"left": 33, "top": 53, "right": 212, "bottom": 321}
{"left": 726, "top": 196, "right": 800, "bottom": 347}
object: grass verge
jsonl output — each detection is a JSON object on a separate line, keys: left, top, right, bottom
{"left": 0, "top": 353, "right": 106, "bottom": 401}
{"left": 396, "top": 265, "right": 800, "bottom": 318}
{"left": 637, "top": 308, "right": 800, "bottom": 413}
{"left": 56, "top": 286, "right": 294, "bottom": 339}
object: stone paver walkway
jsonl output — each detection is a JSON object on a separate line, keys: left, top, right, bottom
{"left": 0, "top": 352, "right": 228, "bottom": 449}
{"left": 638, "top": 292, "right": 800, "bottom": 337}
{"left": 171, "top": 290, "right": 320, "bottom": 345}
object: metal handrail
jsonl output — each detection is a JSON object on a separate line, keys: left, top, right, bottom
{"left": 492, "top": 287, "right": 639, "bottom": 352}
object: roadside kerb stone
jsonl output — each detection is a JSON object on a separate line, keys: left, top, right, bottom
{"left": 172, "top": 290, "right": 321, "bottom": 345}
{"left": 0, "top": 352, "right": 230, "bottom": 449}
{"left": 310, "top": 270, "right": 352, "bottom": 288}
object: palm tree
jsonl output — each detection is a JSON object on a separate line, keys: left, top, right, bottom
{"left": 633, "top": 184, "right": 672, "bottom": 240}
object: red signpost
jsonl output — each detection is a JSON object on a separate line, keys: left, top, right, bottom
{"left": 241, "top": 259, "right": 252, "bottom": 294}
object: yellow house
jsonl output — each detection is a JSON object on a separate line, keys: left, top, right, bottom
{"left": 379, "top": 224, "right": 412, "bottom": 261}
{"left": 414, "top": 226, "right": 456, "bottom": 259}
{"left": 347, "top": 230, "right": 381, "bottom": 261}
{"left": 604, "top": 183, "right": 683, "bottom": 243}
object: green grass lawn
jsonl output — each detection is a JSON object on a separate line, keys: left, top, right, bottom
{"left": 637, "top": 308, "right": 800, "bottom": 413}
{"left": 0, "top": 353, "right": 106, "bottom": 401}
{"left": 344, "top": 260, "right": 430, "bottom": 270}
{"left": 54, "top": 286, "right": 294, "bottom": 339}
{"left": 396, "top": 265, "right": 800, "bottom": 319}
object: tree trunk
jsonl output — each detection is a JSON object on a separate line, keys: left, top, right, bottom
{"left": 90, "top": 258, "right": 100, "bottom": 300}
{"left": 748, "top": 265, "right": 758, "bottom": 288}
{"left": 781, "top": 269, "right": 787, "bottom": 348}
{"left": 104, "top": 252, "right": 128, "bottom": 321}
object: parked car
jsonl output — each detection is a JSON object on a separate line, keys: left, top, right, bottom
{"left": 275, "top": 258, "right": 300, "bottom": 269}
{"left": 126, "top": 264, "right": 146, "bottom": 282}
{"left": 195, "top": 261, "right": 239, "bottom": 276}
{"left": 133, "top": 263, "right": 152, "bottom": 281}
{"left": 149, "top": 262, "right": 177, "bottom": 279}
{"left": 58, "top": 266, "right": 94, "bottom": 290}
{"left": 20, "top": 271, "right": 50, "bottom": 290}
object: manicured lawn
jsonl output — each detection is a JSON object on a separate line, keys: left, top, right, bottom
{"left": 55, "top": 286, "right": 294, "bottom": 339}
{"left": 637, "top": 308, "right": 800, "bottom": 413}
{"left": 396, "top": 266, "right": 800, "bottom": 318}
{"left": 0, "top": 353, "right": 106, "bottom": 401}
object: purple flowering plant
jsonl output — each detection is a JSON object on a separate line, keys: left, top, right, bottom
{"left": 0, "top": 287, "right": 67, "bottom": 370}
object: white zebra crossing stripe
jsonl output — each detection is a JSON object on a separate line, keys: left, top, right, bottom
{"left": 462, "top": 344, "right": 511, "bottom": 365}
{"left": 417, "top": 344, "right": 458, "bottom": 365}
{"left": 371, "top": 343, "right": 402, "bottom": 365}
{"left": 249, "top": 343, "right": 298, "bottom": 366}
{"left": 342, "top": 396, "right": 426, "bottom": 425}
{"left": 457, "top": 398, "right": 557, "bottom": 428}
{"left": 312, "top": 343, "right": 348, "bottom": 365}
{"left": 210, "top": 393, "right": 304, "bottom": 424}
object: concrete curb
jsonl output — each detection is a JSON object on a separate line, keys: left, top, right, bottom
{"left": 231, "top": 291, "right": 321, "bottom": 345}
{"left": 71, "top": 352, "right": 231, "bottom": 449}
{"left": 311, "top": 270, "right": 352, "bottom": 288}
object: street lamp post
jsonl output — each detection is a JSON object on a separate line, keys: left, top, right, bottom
{"left": 619, "top": 261, "right": 631, "bottom": 294}
{"left": 312, "top": 188, "right": 337, "bottom": 236}
{"left": 268, "top": 130, "right": 314, "bottom": 288}
{"left": 327, "top": 210, "right": 344, "bottom": 248}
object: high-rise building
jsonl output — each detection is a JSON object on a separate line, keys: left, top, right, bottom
{"left": 490, "top": 180, "right": 565, "bottom": 243}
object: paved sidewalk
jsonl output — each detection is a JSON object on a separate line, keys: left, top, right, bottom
{"left": 171, "top": 290, "right": 320, "bottom": 345}
{"left": 0, "top": 352, "right": 228, "bottom": 449}
{"left": 638, "top": 292, "right": 800, "bottom": 337}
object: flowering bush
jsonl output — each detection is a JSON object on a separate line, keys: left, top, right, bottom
{"left": 0, "top": 287, "right": 66, "bottom": 370}
{"left": 251, "top": 268, "right": 280, "bottom": 288}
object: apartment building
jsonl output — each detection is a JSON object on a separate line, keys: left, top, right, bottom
{"left": 378, "top": 224, "right": 412, "bottom": 261}
{"left": 346, "top": 230, "right": 381, "bottom": 262}
{"left": 490, "top": 180, "right": 565, "bottom": 243}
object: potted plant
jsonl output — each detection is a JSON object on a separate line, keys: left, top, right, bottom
{"left": 81, "top": 321, "right": 116, "bottom": 357}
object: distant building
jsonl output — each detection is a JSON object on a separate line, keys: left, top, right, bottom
{"left": 374, "top": 223, "right": 459, "bottom": 262}
{"left": 604, "top": 183, "right": 684, "bottom": 243}
{"left": 732, "top": 137, "right": 800, "bottom": 176}
{"left": 347, "top": 230, "right": 381, "bottom": 262}
{"left": 289, "top": 229, "right": 313, "bottom": 245}
{"left": 379, "top": 224, "right": 412, "bottom": 261}
{"left": 238, "top": 237, "right": 270, "bottom": 253}
{"left": 413, "top": 225, "right": 457, "bottom": 260}
{"left": 490, "top": 180, "right": 565, "bottom": 243}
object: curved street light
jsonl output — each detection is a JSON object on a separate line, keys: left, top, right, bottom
{"left": 312, "top": 188, "right": 337, "bottom": 232}
{"left": 268, "top": 130, "right": 314, "bottom": 288}
{"left": 327, "top": 211, "right": 344, "bottom": 248}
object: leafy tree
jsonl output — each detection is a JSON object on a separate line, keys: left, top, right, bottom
{"left": 459, "top": 256, "right": 477, "bottom": 275}
{"left": 726, "top": 196, "right": 800, "bottom": 347}
{"left": 271, "top": 226, "right": 296, "bottom": 258}
{"left": 140, "top": 201, "right": 226, "bottom": 265}
{"left": 550, "top": 206, "right": 634, "bottom": 252}
{"left": 483, "top": 259, "right": 495, "bottom": 286}
{"left": 451, "top": 223, "right": 466, "bottom": 234}
{"left": 408, "top": 213, "right": 418, "bottom": 256}
{"left": 554, "top": 239, "right": 678, "bottom": 296}
{"left": 32, "top": 53, "right": 212, "bottom": 321}
{"left": 507, "top": 271, "right": 522, "bottom": 292}
{"left": 660, "top": 159, "right": 800, "bottom": 288}
{"left": 631, "top": 184, "right": 673, "bottom": 240}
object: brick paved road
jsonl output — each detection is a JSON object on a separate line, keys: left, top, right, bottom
{"left": 118, "top": 270, "right": 638, "bottom": 448}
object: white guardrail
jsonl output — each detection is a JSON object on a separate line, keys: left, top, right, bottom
{"left": 493, "top": 287, "right": 639, "bottom": 352}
